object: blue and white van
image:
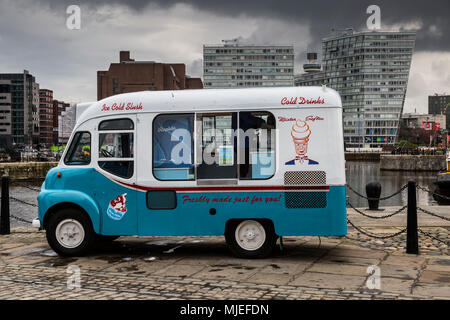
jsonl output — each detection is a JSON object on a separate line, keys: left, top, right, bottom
{"left": 35, "top": 86, "right": 347, "bottom": 258}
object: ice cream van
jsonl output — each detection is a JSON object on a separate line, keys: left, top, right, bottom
{"left": 35, "top": 86, "right": 347, "bottom": 258}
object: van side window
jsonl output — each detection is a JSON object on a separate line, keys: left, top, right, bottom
{"left": 98, "top": 119, "right": 134, "bottom": 179}
{"left": 64, "top": 132, "right": 91, "bottom": 165}
{"left": 239, "top": 112, "right": 276, "bottom": 180}
{"left": 153, "top": 114, "right": 195, "bottom": 181}
{"left": 99, "top": 119, "right": 134, "bottom": 130}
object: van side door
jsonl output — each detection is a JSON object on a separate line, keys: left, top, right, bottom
{"left": 94, "top": 116, "right": 138, "bottom": 236}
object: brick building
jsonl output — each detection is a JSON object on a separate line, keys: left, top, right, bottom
{"left": 97, "top": 51, "right": 203, "bottom": 100}
{"left": 39, "top": 89, "right": 53, "bottom": 146}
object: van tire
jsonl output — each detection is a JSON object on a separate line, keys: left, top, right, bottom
{"left": 225, "top": 219, "right": 277, "bottom": 259}
{"left": 46, "top": 208, "right": 94, "bottom": 257}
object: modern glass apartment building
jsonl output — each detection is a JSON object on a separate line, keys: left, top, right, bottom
{"left": 203, "top": 41, "right": 294, "bottom": 88}
{"left": 0, "top": 70, "right": 40, "bottom": 147}
{"left": 295, "top": 30, "right": 416, "bottom": 148}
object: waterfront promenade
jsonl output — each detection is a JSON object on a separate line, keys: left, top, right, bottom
{"left": 0, "top": 206, "right": 449, "bottom": 300}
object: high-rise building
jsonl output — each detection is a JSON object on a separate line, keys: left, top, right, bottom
{"left": 52, "top": 100, "right": 70, "bottom": 146}
{"left": 0, "top": 70, "right": 40, "bottom": 147}
{"left": 295, "top": 30, "right": 416, "bottom": 148}
{"left": 203, "top": 40, "right": 294, "bottom": 88}
{"left": 97, "top": 51, "right": 203, "bottom": 100}
{"left": 58, "top": 103, "right": 76, "bottom": 145}
{"left": 428, "top": 94, "right": 450, "bottom": 131}
{"left": 39, "top": 89, "right": 53, "bottom": 146}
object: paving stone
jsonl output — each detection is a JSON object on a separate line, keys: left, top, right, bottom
{"left": 413, "top": 283, "right": 450, "bottom": 298}
{"left": 289, "top": 272, "right": 366, "bottom": 290}
{"left": 377, "top": 277, "right": 415, "bottom": 295}
{"left": 192, "top": 266, "right": 257, "bottom": 281}
{"left": 329, "top": 247, "right": 386, "bottom": 259}
{"left": 377, "top": 264, "right": 421, "bottom": 280}
{"left": 308, "top": 262, "right": 369, "bottom": 276}
{"left": 154, "top": 264, "right": 205, "bottom": 277}
{"left": 419, "top": 270, "right": 450, "bottom": 285}
{"left": 246, "top": 272, "right": 292, "bottom": 286}
{"left": 318, "top": 254, "right": 381, "bottom": 266}
{"left": 383, "top": 255, "right": 426, "bottom": 267}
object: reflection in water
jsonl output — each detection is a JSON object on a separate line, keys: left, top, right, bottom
{"left": 346, "top": 161, "right": 438, "bottom": 208}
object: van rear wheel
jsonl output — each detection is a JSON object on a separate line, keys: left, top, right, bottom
{"left": 225, "top": 219, "right": 277, "bottom": 259}
{"left": 46, "top": 208, "right": 94, "bottom": 257}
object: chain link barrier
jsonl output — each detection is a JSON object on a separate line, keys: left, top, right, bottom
{"left": 347, "top": 201, "right": 407, "bottom": 220}
{"left": 417, "top": 207, "right": 450, "bottom": 222}
{"left": 10, "top": 214, "right": 33, "bottom": 224}
{"left": 417, "top": 184, "right": 450, "bottom": 201}
{"left": 346, "top": 182, "right": 449, "bottom": 247}
{"left": 346, "top": 183, "right": 408, "bottom": 201}
{"left": 20, "top": 185, "right": 41, "bottom": 192}
{"left": 8, "top": 196, "right": 38, "bottom": 208}
{"left": 347, "top": 218, "right": 407, "bottom": 239}
{"left": 345, "top": 183, "right": 409, "bottom": 240}
{"left": 418, "top": 229, "right": 450, "bottom": 246}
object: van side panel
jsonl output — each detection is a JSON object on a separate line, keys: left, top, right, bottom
{"left": 136, "top": 186, "right": 346, "bottom": 236}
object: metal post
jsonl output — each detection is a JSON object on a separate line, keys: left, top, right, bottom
{"left": 406, "top": 181, "right": 418, "bottom": 254}
{"left": 0, "top": 175, "right": 10, "bottom": 235}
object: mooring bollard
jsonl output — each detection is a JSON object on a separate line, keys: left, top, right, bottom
{"left": 406, "top": 180, "right": 419, "bottom": 254}
{"left": 0, "top": 175, "right": 10, "bottom": 235}
{"left": 366, "top": 181, "right": 381, "bottom": 210}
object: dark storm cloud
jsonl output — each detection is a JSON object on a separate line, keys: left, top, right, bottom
{"left": 36, "top": 0, "right": 450, "bottom": 52}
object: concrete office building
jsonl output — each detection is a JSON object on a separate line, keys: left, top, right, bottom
{"left": 97, "top": 51, "right": 203, "bottom": 100}
{"left": 52, "top": 100, "right": 70, "bottom": 146}
{"left": 0, "top": 70, "right": 40, "bottom": 148}
{"left": 295, "top": 30, "right": 416, "bottom": 148}
{"left": 428, "top": 94, "right": 450, "bottom": 131}
{"left": 58, "top": 104, "right": 76, "bottom": 145}
{"left": 203, "top": 40, "right": 294, "bottom": 88}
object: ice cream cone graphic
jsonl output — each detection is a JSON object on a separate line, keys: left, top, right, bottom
{"left": 285, "top": 119, "right": 318, "bottom": 165}
{"left": 291, "top": 120, "right": 311, "bottom": 156}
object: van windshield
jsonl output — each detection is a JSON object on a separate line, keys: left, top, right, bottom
{"left": 64, "top": 132, "right": 91, "bottom": 165}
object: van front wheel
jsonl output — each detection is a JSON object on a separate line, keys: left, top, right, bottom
{"left": 225, "top": 219, "right": 277, "bottom": 259}
{"left": 46, "top": 208, "right": 94, "bottom": 257}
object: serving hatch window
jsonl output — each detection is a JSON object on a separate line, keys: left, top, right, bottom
{"left": 98, "top": 119, "right": 134, "bottom": 179}
{"left": 152, "top": 112, "right": 276, "bottom": 181}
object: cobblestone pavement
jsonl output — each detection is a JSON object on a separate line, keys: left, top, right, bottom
{"left": 0, "top": 225, "right": 449, "bottom": 300}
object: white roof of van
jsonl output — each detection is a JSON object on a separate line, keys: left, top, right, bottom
{"left": 76, "top": 86, "right": 342, "bottom": 125}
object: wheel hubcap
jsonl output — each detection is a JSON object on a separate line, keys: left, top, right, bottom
{"left": 235, "top": 220, "right": 266, "bottom": 251}
{"left": 55, "top": 219, "right": 85, "bottom": 249}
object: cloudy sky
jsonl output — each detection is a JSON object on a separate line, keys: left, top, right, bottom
{"left": 0, "top": 0, "right": 449, "bottom": 113}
